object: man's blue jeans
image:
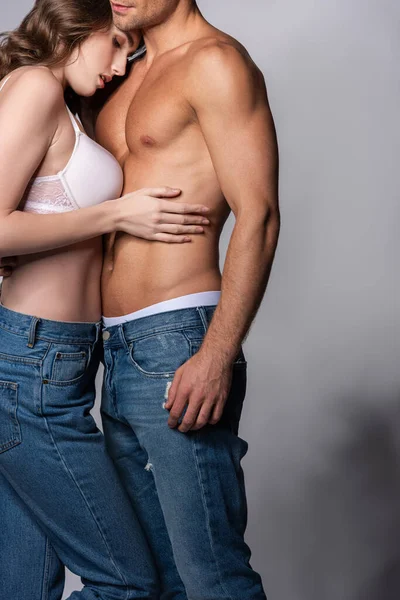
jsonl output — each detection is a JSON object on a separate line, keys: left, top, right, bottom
{"left": 0, "top": 304, "right": 159, "bottom": 600}
{"left": 101, "top": 305, "right": 266, "bottom": 600}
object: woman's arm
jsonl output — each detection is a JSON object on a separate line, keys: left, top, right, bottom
{"left": 0, "top": 69, "right": 210, "bottom": 256}
{"left": 0, "top": 69, "right": 120, "bottom": 255}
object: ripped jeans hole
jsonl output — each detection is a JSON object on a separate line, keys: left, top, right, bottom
{"left": 164, "top": 381, "right": 172, "bottom": 400}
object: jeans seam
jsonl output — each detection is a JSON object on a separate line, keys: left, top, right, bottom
{"left": 192, "top": 435, "right": 234, "bottom": 600}
{"left": 196, "top": 306, "right": 209, "bottom": 334}
{"left": 103, "top": 351, "right": 125, "bottom": 422}
{"left": 103, "top": 349, "right": 114, "bottom": 398}
{"left": 0, "top": 352, "right": 41, "bottom": 365}
{"left": 42, "top": 414, "right": 130, "bottom": 595}
{"left": 41, "top": 536, "right": 52, "bottom": 600}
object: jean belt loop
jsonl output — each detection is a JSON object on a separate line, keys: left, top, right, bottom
{"left": 95, "top": 321, "right": 102, "bottom": 345}
{"left": 27, "top": 317, "right": 40, "bottom": 348}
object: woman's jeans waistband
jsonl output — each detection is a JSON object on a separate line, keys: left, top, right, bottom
{"left": 0, "top": 303, "right": 102, "bottom": 347}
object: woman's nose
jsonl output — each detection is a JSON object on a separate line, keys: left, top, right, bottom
{"left": 112, "top": 59, "right": 127, "bottom": 77}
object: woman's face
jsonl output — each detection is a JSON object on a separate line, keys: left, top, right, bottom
{"left": 65, "top": 25, "right": 138, "bottom": 96}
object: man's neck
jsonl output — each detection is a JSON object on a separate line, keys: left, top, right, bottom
{"left": 142, "top": 2, "right": 206, "bottom": 61}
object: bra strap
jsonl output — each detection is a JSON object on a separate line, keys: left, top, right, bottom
{"left": 0, "top": 75, "right": 12, "bottom": 93}
{"left": 65, "top": 104, "right": 81, "bottom": 133}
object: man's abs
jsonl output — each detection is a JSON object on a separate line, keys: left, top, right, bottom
{"left": 101, "top": 157, "right": 229, "bottom": 317}
{"left": 101, "top": 230, "right": 223, "bottom": 318}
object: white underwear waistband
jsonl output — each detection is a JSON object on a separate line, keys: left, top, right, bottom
{"left": 102, "top": 291, "right": 221, "bottom": 328}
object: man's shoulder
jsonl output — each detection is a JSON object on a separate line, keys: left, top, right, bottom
{"left": 184, "top": 35, "right": 264, "bottom": 103}
{"left": 188, "top": 35, "right": 249, "bottom": 67}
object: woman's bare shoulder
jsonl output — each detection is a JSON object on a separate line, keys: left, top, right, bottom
{"left": 0, "top": 66, "right": 64, "bottom": 119}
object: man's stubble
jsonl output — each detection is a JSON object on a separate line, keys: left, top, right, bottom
{"left": 112, "top": 0, "right": 182, "bottom": 33}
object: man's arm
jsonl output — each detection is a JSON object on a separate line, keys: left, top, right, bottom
{"left": 166, "top": 42, "right": 280, "bottom": 431}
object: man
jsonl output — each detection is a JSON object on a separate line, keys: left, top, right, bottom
{"left": 97, "top": 1, "right": 279, "bottom": 598}
{"left": 1, "top": 1, "right": 279, "bottom": 597}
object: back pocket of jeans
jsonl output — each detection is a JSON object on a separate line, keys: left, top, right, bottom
{"left": 0, "top": 381, "right": 21, "bottom": 454}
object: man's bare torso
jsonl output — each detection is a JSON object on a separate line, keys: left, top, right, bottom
{"left": 96, "top": 31, "right": 243, "bottom": 317}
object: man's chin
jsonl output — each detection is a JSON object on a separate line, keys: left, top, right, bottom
{"left": 113, "top": 15, "right": 135, "bottom": 31}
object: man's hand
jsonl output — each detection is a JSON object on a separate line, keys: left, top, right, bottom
{"left": 0, "top": 256, "right": 17, "bottom": 278}
{"left": 165, "top": 350, "right": 233, "bottom": 433}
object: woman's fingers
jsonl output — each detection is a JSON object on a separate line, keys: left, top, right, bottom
{"left": 159, "top": 200, "right": 210, "bottom": 214}
{"left": 0, "top": 256, "right": 16, "bottom": 277}
{"left": 143, "top": 187, "right": 182, "bottom": 198}
{"left": 157, "top": 212, "right": 210, "bottom": 226}
{"left": 0, "top": 256, "right": 17, "bottom": 267}
{"left": 153, "top": 233, "right": 193, "bottom": 244}
{"left": 157, "top": 224, "right": 205, "bottom": 235}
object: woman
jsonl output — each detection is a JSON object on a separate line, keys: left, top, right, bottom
{"left": 0, "top": 0, "right": 210, "bottom": 598}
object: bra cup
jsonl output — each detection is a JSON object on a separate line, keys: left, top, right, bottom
{"left": 63, "top": 134, "right": 124, "bottom": 208}
{"left": 22, "top": 130, "right": 123, "bottom": 215}
{"left": 0, "top": 84, "right": 123, "bottom": 212}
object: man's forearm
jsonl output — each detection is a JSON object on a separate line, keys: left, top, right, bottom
{"left": 200, "top": 207, "right": 280, "bottom": 364}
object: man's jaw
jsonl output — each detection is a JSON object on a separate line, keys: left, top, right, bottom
{"left": 111, "top": 2, "right": 140, "bottom": 31}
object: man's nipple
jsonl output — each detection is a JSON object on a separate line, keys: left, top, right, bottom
{"left": 140, "top": 134, "right": 157, "bottom": 147}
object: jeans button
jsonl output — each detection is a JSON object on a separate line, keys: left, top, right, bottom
{"left": 102, "top": 331, "right": 111, "bottom": 341}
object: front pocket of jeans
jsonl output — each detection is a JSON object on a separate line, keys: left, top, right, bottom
{"left": 0, "top": 381, "right": 21, "bottom": 454}
{"left": 128, "top": 331, "right": 191, "bottom": 377}
{"left": 50, "top": 351, "right": 88, "bottom": 383}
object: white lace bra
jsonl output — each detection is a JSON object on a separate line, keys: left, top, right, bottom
{"left": 0, "top": 73, "right": 123, "bottom": 214}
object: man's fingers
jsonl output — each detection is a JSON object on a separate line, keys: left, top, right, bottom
{"left": 209, "top": 401, "right": 225, "bottom": 426}
{"left": 187, "top": 401, "right": 215, "bottom": 432}
{"left": 177, "top": 399, "right": 204, "bottom": 433}
{"left": 166, "top": 372, "right": 189, "bottom": 428}
{"left": 160, "top": 200, "right": 210, "bottom": 215}
{"left": 167, "top": 396, "right": 188, "bottom": 429}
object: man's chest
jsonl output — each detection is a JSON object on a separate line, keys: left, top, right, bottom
{"left": 95, "top": 62, "right": 196, "bottom": 163}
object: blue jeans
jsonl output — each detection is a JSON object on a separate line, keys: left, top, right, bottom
{"left": 0, "top": 304, "right": 159, "bottom": 600}
{"left": 101, "top": 305, "right": 266, "bottom": 600}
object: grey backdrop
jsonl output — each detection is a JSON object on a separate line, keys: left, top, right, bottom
{"left": 1, "top": 1, "right": 399, "bottom": 599}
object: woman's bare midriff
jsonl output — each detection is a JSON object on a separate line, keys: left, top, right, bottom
{"left": 1, "top": 238, "right": 103, "bottom": 322}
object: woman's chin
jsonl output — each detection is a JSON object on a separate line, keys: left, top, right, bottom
{"left": 74, "top": 87, "right": 96, "bottom": 98}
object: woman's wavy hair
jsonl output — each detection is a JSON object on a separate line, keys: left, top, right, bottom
{"left": 0, "top": 0, "right": 113, "bottom": 80}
